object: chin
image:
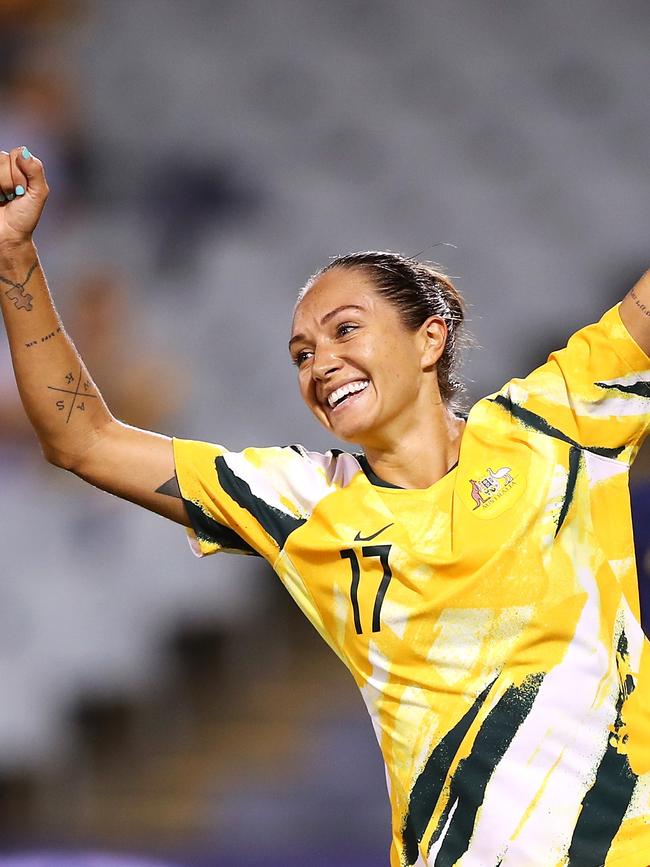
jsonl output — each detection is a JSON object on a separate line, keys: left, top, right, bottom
{"left": 332, "top": 431, "right": 361, "bottom": 446}
{"left": 312, "top": 404, "right": 377, "bottom": 446}
{"left": 330, "top": 420, "right": 375, "bottom": 447}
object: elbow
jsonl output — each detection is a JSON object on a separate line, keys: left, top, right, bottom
{"left": 39, "top": 418, "right": 117, "bottom": 473}
{"left": 41, "top": 442, "right": 80, "bottom": 472}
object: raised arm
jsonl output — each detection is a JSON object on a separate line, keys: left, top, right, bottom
{"left": 620, "top": 269, "right": 650, "bottom": 357}
{"left": 0, "top": 146, "right": 189, "bottom": 525}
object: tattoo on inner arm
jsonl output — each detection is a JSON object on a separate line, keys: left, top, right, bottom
{"left": 47, "top": 365, "right": 98, "bottom": 423}
{"left": 630, "top": 287, "right": 650, "bottom": 318}
{"left": 25, "top": 326, "right": 62, "bottom": 349}
{"left": 0, "top": 260, "right": 38, "bottom": 311}
{"left": 155, "top": 475, "right": 182, "bottom": 499}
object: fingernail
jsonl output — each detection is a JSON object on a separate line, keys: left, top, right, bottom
{"left": 21, "top": 147, "right": 31, "bottom": 160}
{"left": 6, "top": 192, "right": 14, "bottom": 201}
{"left": 15, "top": 185, "right": 25, "bottom": 196}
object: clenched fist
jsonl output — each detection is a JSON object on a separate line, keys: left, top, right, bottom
{"left": 0, "top": 147, "right": 49, "bottom": 250}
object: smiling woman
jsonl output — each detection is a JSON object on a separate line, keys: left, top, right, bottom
{"left": 289, "top": 252, "right": 467, "bottom": 488}
{"left": 303, "top": 251, "right": 467, "bottom": 400}
{"left": 1, "top": 147, "right": 650, "bottom": 867}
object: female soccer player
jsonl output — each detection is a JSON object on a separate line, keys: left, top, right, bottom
{"left": 1, "top": 146, "right": 649, "bottom": 866}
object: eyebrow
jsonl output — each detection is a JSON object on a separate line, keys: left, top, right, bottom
{"left": 289, "top": 304, "right": 365, "bottom": 350}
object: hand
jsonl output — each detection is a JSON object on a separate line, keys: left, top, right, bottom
{"left": 0, "top": 147, "right": 49, "bottom": 249}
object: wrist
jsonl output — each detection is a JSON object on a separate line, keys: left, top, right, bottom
{"left": 0, "top": 239, "right": 38, "bottom": 270}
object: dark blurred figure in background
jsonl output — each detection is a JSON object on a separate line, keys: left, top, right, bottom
{"left": 631, "top": 445, "right": 650, "bottom": 636}
{"left": 66, "top": 270, "right": 186, "bottom": 430}
{"left": 0, "top": 21, "right": 91, "bottom": 227}
{"left": 0, "top": 0, "right": 73, "bottom": 80}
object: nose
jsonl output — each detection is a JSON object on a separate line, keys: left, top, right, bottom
{"left": 311, "top": 343, "right": 342, "bottom": 381}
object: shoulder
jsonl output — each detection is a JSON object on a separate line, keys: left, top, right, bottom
{"left": 282, "top": 445, "right": 364, "bottom": 489}
{"left": 175, "top": 438, "right": 363, "bottom": 487}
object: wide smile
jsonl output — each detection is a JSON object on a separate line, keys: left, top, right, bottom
{"left": 324, "top": 379, "right": 370, "bottom": 414}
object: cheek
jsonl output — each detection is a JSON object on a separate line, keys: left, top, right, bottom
{"left": 298, "top": 371, "right": 316, "bottom": 406}
{"left": 297, "top": 374, "right": 309, "bottom": 402}
{"left": 377, "top": 337, "right": 420, "bottom": 381}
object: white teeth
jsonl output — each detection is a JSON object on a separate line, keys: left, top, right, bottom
{"left": 327, "top": 380, "right": 369, "bottom": 408}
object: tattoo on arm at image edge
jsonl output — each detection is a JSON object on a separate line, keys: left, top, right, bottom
{"left": 155, "top": 475, "right": 182, "bottom": 499}
{"left": 630, "top": 287, "right": 650, "bottom": 318}
{"left": 0, "top": 260, "right": 39, "bottom": 312}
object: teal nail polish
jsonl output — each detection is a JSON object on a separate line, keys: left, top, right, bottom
{"left": 6, "top": 192, "right": 14, "bottom": 201}
{"left": 21, "top": 147, "right": 31, "bottom": 160}
{"left": 15, "top": 185, "right": 25, "bottom": 196}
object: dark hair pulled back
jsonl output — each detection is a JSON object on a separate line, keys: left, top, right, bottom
{"left": 313, "top": 250, "right": 467, "bottom": 404}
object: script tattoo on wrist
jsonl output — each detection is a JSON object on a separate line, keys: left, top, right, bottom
{"left": 0, "top": 260, "right": 38, "bottom": 312}
{"left": 25, "top": 326, "right": 62, "bottom": 349}
{"left": 630, "top": 287, "right": 650, "bottom": 318}
{"left": 47, "top": 365, "right": 98, "bottom": 423}
{"left": 155, "top": 475, "right": 182, "bottom": 499}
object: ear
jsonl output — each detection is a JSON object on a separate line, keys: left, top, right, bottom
{"left": 418, "top": 315, "right": 448, "bottom": 371}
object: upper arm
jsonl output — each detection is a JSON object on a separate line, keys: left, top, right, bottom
{"left": 620, "top": 270, "right": 650, "bottom": 357}
{"left": 69, "top": 419, "right": 191, "bottom": 526}
{"left": 172, "top": 440, "right": 334, "bottom": 559}
{"left": 498, "top": 302, "right": 650, "bottom": 461}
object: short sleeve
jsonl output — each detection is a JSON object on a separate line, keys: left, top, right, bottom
{"left": 173, "top": 438, "right": 337, "bottom": 562}
{"left": 492, "top": 304, "right": 650, "bottom": 464}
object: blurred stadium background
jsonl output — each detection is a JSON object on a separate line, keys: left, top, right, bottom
{"left": 0, "top": 1, "right": 648, "bottom": 864}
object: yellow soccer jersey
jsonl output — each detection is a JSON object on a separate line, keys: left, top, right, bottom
{"left": 174, "top": 304, "right": 650, "bottom": 867}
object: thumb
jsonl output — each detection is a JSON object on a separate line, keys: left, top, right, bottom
{"left": 14, "top": 146, "right": 48, "bottom": 199}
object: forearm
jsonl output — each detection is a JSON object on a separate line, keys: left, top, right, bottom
{"left": 620, "top": 270, "right": 650, "bottom": 357}
{"left": 0, "top": 240, "right": 114, "bottom": 468}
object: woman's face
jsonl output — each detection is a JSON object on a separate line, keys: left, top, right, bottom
{"left": 290, "top": 267, "right": 444, "bottom": 448}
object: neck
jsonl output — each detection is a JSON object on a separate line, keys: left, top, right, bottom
{"left": 362, "top": 406, "right": 465, "bottom": 489}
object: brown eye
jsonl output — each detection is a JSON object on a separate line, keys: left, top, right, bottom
{"left": 336, "top": 323, "right": 357, "bottom": 338}
{"left": 293, "top": 349, "right": 313, "bottom": 367}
